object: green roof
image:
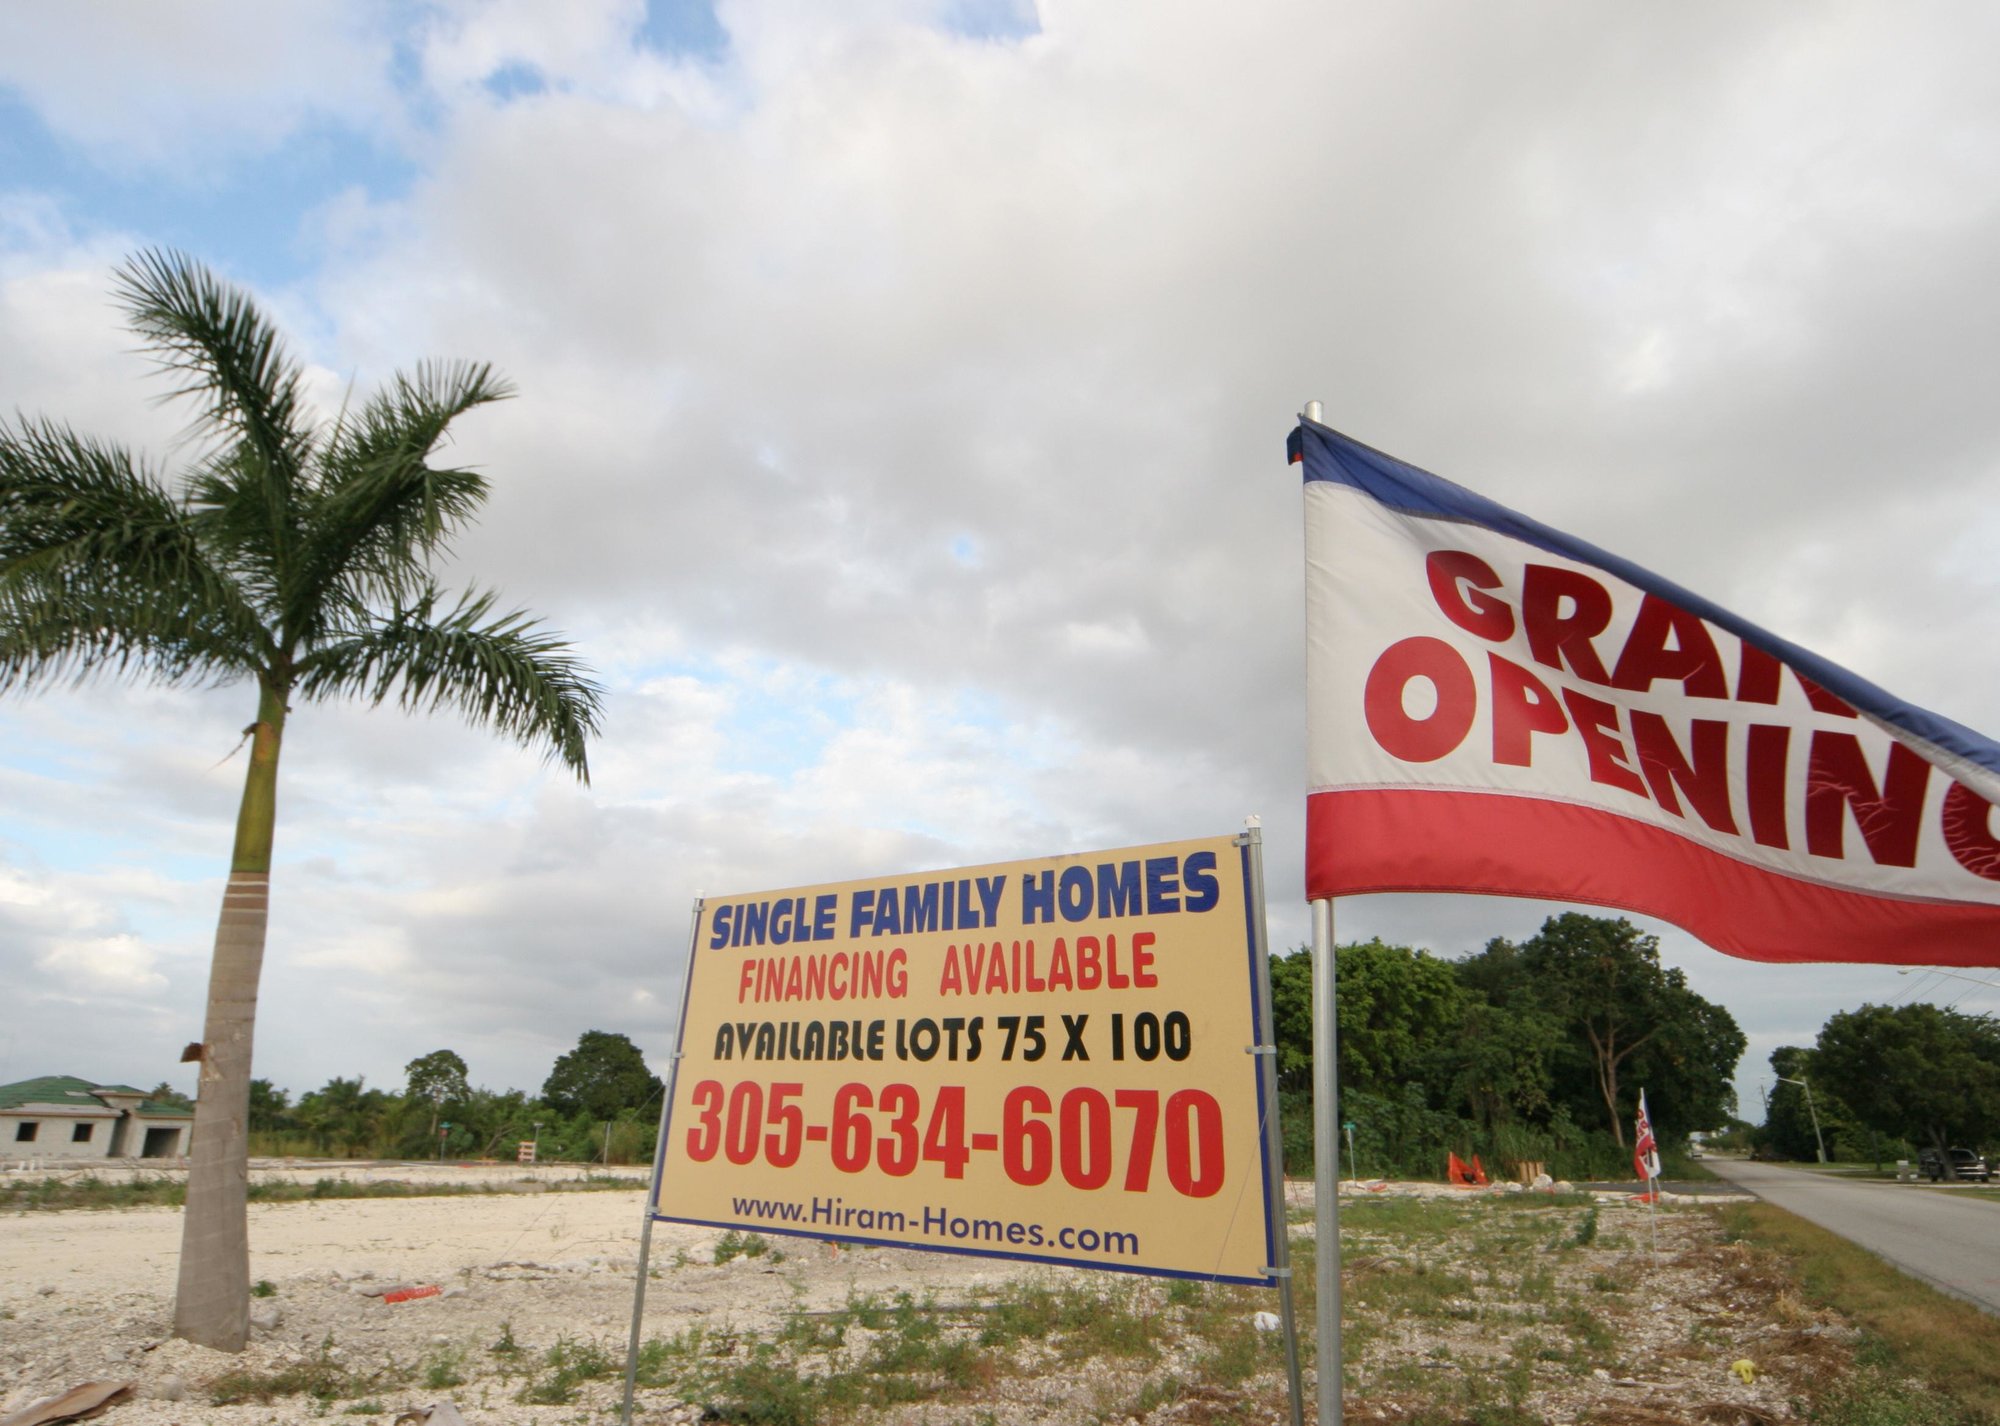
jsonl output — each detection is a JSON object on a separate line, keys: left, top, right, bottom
{"left": 0, "top": 1074, "right": 193, "bottom": 1118}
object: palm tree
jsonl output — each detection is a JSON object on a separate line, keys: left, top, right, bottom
{"left": 0, "top": 250, "right": 603, "bottom": 1350}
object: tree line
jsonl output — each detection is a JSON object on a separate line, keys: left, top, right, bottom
{"left": 233, "top": 1029, "right": 665, "bottom": 1165}
{"left": 1270, "top": 912, "right": 1745, "bottom": 1181}
{"left": 1757, "top": 1001, "right": 2000, "bottom": 1164}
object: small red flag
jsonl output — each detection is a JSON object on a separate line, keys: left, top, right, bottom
{"left": 1633, "top": 1090, "right": 1661, "bottom": 1183}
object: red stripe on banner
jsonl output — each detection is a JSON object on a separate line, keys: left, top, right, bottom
{"left": 1307, "top": 788, "right": 2000, "bottom": 966}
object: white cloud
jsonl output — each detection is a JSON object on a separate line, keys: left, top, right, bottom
{"left": 35, "top": 934, "right": 167, "bottom": 998}
{"left": 0, "top": 0, "right": 405, "bottom": 172}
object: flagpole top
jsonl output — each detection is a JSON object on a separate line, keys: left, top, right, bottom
{"left": 1302, "top": 400, "right": 1323, "bottom": 423}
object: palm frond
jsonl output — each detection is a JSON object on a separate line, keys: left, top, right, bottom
{"left": 291, "top": 360, "right": 512, "bottom": 619}
{"left": 296, "top": 586, "right": 603, "bottom": 781}
{"left": 0, "top": 416, "right": 269, "bottom": 692}
{"left": 0, "top": 579, "right": 256, "bottom": 693}
{"left": 324, "top": 360, "right": 514, "bottom": 509}
{"left": 112, "top": 249, "right": 314, "bottom": 567}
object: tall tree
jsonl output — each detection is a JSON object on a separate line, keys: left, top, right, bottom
{"left": 543, "top": 1030, "right": 663, "bottom": 1120}
{"left": 1331, "top": 938, "right": 1469, "bottom": 1103}
{"left": 1513, "top": 914, "right": 1742, "bottom": 1144}
{"left": 406, "top": 1048, "right": 472, "bottom": 1145}
{"left": 1266, "top": 947, "right": 1314, "bottom": 1093}
{"left": 0, "top": 251, "right": 603, "bottom": 1351}
{"left": 147, "top": 1081, "right": 196, "bottom": 1110}
{"left": 1813, "top": 1003, "right": 2000, "bottom": 1152}
{"left": 294, "top": 1075, "right": 391, "bottom": 1156}
{"left": 246, "top": 1079, "right": 293, "bottom": 1135}
{"left": 1448, "top": 999, "right": 1561, "bottom": 1130}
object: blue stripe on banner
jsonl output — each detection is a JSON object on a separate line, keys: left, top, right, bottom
{"left": 1293, "top": 417, "right": 2000, "bottom": 787}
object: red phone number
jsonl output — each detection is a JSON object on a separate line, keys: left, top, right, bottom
{"left": 681, "top": 1079, "right": 1226, "bottom": 1198}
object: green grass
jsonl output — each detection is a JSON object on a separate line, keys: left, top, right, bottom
{"left": 515, "top": 1335, "right": 618, "bottom": 1405}
{"left": 713, "top": 1229, "right": 779, "bottom": 1264}
{"left": 487, "top": 1320, "right": 524, "bottom": 1360}
{"left": 208, "top": 1338, "right": 402, "bottom": 1405}
{"left": 422, "top": 1343, "right": 468, "bottom": 1390}
{"left": 1717, "top": 1200, "right": 2000, "bottom": 1423}
{"left": 1663, "top": 1150, "right": 1720, "bottom": 1181}
{"left": 1566, "top": 1205, "right": 1599, "bottom": 1247}
{"left": 1914, "top": 1185, "right": 2000, "bottom": 1203}
{"left": 0, "top": 1171, "right": 641, "bottom": 1213}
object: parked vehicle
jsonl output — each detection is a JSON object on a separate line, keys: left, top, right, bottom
{"left": 1917, "top": 1146, "right": 1992, "bottom": 1182}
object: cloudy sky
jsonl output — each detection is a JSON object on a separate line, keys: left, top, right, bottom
{"left": 2, "top": 1, "right": 1997, "bottom": 1126}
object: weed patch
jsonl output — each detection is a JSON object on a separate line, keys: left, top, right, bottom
{"left": 0, "top": 1172, "right": 641, "bottom": 1213}
{"left": 713, "top": 1229, "right": 772, "bottom": 1264}
{"left": 516, "top": 1334, "right": 617, "bottom": 1405}
{"left": 208, "top": 1339, "right": 397, "bottom": 1405}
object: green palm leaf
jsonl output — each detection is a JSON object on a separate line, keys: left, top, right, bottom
{"left": 299, "top": 586, "right": 601, "bottom": 780}
{"left": 0, "top": 416, "right": 267, "bottom": 690}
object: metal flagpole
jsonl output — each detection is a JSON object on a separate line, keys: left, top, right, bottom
{"left": 1301, "top": 397, "right": 1343, "bottom": 1426}
{"left": 621, "top": 898, "right": 707, "bottom": 1426}
{"left": 1311, "top": 896, "right": 1342, "bottom": 1426}
{"left": 1243, "top": 817, "right": 1308, "bottom": 1426}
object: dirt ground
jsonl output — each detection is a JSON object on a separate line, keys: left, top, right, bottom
{"left": 2, "top": 1160, "right": 1097, "bottom": 1424}
{"left": 0, "top": 1161, "right": 1867, "bottom": 1425}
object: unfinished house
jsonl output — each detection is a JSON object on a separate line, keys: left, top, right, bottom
{"left": 0, "top": 1076, "right": 194, "bottom": 1161}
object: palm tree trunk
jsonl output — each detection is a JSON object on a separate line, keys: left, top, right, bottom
{"left": 174, "top": 687, "right": 285, "bottom": 1351}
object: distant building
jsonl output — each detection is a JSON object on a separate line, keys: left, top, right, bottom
{"left": 0, "top": 1075, "right": 194, "bottom": 1161}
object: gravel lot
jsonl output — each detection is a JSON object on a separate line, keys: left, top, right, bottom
{"left": 3, "top": 1161, "right": 1862, "bottom": 1426}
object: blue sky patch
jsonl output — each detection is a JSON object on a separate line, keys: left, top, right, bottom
{"left": 940, "top": 0, "right": 1041, "bottom": 42}
{"left": 0, "top": 91, "right": 414, "bottom": 292}
{"left": 641, "top": 0, "right": 730, "bottom": 62}
{"left": 482, "top": 62, "right": 550, "bottom": 102}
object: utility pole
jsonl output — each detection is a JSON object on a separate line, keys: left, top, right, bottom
{"left": 1775, "top": 1076, "right": 1827, "bottom": 1163}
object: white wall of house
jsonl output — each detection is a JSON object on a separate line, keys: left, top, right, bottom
{"left": 2, "top": 1109, "right": 119, "bottom": 1160}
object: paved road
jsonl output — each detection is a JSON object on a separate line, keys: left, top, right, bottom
{"left": 1705, "top": 1157, "right": 2000, "bottom": 1316}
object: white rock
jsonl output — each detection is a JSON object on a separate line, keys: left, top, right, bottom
{"left": 1252, "top": 1311, "right": 1282, "bottom": 1332}
{"left": 250, "top": 1303, "right": 283, "bottom": 1331}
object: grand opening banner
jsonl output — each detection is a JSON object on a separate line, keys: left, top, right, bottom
{"left": 650, "top": 835, "right": 1278, "bottom": 1283}
{"left": 1293, "top": 417, "right": 2000, "bottom": 966}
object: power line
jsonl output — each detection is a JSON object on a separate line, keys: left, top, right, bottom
{"left": 1897, "top": 966, "right": 2000, "bottom": 996}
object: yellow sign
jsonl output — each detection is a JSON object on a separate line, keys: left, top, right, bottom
{"left": 651, "top": 835, "right": 1276, "bottom": 1283}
